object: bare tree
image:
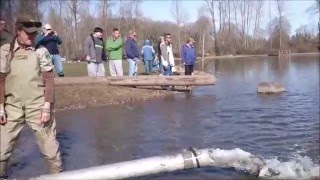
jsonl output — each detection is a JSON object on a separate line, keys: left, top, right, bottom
{"left": 64, "top": 0, "right": 83, "bottom": 58}
{"left": 239, "top": 0, "right": 247, "bottom": 50}
{"left": 0, "top": 0, "right": 14, "bottom": 31}
{"left": 232, "top": 0, "right": 241, "bottom": 52}
{"left": 194, "top": 16, "right": 210, "bottom": 70}
{"left": 118, "top": 0, "right": 125, "bottom": 30}
{"left": 276, "top": 0, "right": 285, "bottom": 49}
{"left": 99, "top": 0, "right": 114, "bottom": 32}
{"left": 253, "top": 0, "right": 264, "bottom": 49}
{"left": 245, "top": 1, "right": 252, "bottom": 49}
{"left": 217, "top": 0, "right": 223, "bottom": 31}
{"left": 269, "top": 0, "right": 272, "bottom": 49}
{"left": 306, "top": 0, "right": 320, "bottom": 38}
{"left": 132, "top": 0, "right": 142, "bottom": 30}
{"left": 227, "top": 0, "right": 231, "bottom": 33}
{"left": 171, "top": 0, "right": 186, "bottom": 56}
{"left": 205, "top": 0, "right": 220, "bottom": 56}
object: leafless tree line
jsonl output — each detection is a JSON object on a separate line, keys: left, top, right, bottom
{"left": 0, "top": 0, "right": 318, "bottom": 60}
{"left": 204, "top": 0, "right": 319, "bottom": 55}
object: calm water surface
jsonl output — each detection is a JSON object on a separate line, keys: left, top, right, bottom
{"left": 9, "top": 56, "right": 319, "bottom": 179}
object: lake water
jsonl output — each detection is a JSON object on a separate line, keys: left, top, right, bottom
{"left": 8, "top": 56, "right": 319, "bottom": 179}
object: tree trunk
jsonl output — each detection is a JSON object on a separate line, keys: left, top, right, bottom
{"left": 218, "top": 0, "right": 222, "bottom": 31}
{"left": 206, "top": 0, "right": 220, "bottom": 56}
{"left": 228, "top": 0, "right": 231, "bottom": 33}
{"left": 233, "top": 0, "right": 240, "bottom": 52}
{"left": 178, "top": 26, "right": 181, "bottom": 57}
{"left": 269, "top": 1, "right": 272, "bottom": 49}
{"left": 245, "top": 1, "right": 251, "bottom": 49}
{"left": 202, "top": 32, "right": 205, "bottom": 71}
{"left": 7, "top": 0, "right": 13, "bottom": 31}
{"left": 102, "top": 0, "right": 108, "bottom": 31}
{"left": 59, "top": 1, "right": 63, "bottom": 20}
{"left": 279, "top": 15, "right": 282, "bottom": 49}
{"left": 240, "top": 0, "right": 246, "bottom": 51}
{"left": 118, "top": 0, "right": 123, "bottom": 30}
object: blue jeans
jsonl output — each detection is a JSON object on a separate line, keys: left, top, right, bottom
{"left": 52, "top": 54, "right": 64, "bottom": 76}
{"left": 127, "top": 58, "right": 138, "bottom": 76}
{"left": 162, "top": 66, "right": 173, "bottom": 90}
{"left": 144, "top": 60, "right": 153, "bottom": 74}
{"left": 163, "top": 66, "right": 172, "bottom": 76}
{"left": 158, "top": 58, "right": 163, "bottom": 73}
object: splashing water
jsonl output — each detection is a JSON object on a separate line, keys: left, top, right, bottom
{"left": 208, "top": 148, "right": 265, "bottom": 175}
{"left": 209, "top": 148, "right": 319, "bottom": 179}
{"left": 259, "top": 155, "right": 320, "bottom": 179}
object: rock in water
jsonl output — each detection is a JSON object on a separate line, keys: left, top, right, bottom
{"left": 257, "top": 82, "right": 285, "bottom": 93}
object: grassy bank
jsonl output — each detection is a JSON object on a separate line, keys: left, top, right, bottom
{"left": 63, "top": 61, "right": 146, "bottom": 77}
{"left": 55, "top": 83, "right": 172, "bottom": 111}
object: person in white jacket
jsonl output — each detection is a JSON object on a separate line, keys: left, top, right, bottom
{"left": 160, "top": 33, "right": 176, "bottom": 75}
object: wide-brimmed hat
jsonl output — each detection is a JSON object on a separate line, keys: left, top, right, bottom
{"left": 16, "top": 14, "right": 42, "bottom": 33}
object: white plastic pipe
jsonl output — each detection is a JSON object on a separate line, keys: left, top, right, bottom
{"left": 33, "top": 148, "right": 272, "bottom": 180}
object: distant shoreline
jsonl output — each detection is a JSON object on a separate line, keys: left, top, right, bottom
{"left": 289, "top": 52, "right": 320, "bottom": 56}
{"left": 193, "top": 52, "right": 319, "bottom": 60}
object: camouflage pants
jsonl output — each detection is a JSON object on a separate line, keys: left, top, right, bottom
{"left": 0, "top": 103, "right": 63, "bottom": 177}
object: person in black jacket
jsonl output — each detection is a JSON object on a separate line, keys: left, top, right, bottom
{"left": 36, "top": 24, "right": 64, "bottom": 77}
{"left": 125, "top": 30, "right": 140, "bottom": 76}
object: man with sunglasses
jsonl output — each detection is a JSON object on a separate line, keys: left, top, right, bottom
{"left": 36, "top": 23, "right": 64, "bottom": 77}
{"left": 0, "top": 15, "right": 63, "bottom": 178}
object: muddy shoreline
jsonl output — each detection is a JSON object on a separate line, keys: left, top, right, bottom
{"left": 53, "top": 69, "right": 210, "bottom": 111}
{"left": 54, "top": 84, "right": 175, "bottom": 111}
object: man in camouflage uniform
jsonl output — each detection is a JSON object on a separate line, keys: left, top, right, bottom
{"left": 0, "top": 15, "right": 63, "bottom": 178}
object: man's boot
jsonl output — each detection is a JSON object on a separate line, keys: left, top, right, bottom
{"left": 58, "top": 73, "right": 65, "bottom": 77}
{"left": 47, "top": 157, "right": 63, "bottom": 174}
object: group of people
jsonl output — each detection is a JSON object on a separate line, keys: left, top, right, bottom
{"left": 1, "top": 16, "right": 197, "bottom": 78}
{"left": 84, "top": 27, "right": 141, "bottom": 77}
{"left": 84, "top": 27, "right": 197, "bottom": 77}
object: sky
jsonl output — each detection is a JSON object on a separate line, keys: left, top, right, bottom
{"left": 139, "top": 0, "right": 318, "bottom": 36}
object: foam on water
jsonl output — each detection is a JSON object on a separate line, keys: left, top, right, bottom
{"left": 209, "top": 148, "right": 319, "bottom": 179}
{"left": 259, "top": 155, "right": 320, "bottom": 179}
{"left": 209, "top": 148, "right": 263, "bottom": 174}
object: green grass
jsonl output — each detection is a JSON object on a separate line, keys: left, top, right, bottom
{"left": 62, "top": 61, "right": 147, "bottom": 77}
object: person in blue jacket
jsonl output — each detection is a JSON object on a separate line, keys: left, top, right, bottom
{"left": 125, "top": 30, "right": 140, "bottom": 76}
{"left": 181, "top": 38, "right": 197, "bottom": 75}
{"left": 36, "top": 24, "right": 64, "bottom": 77}
{"left": 141, "top": 39, "right": 155, "bottom": 75}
